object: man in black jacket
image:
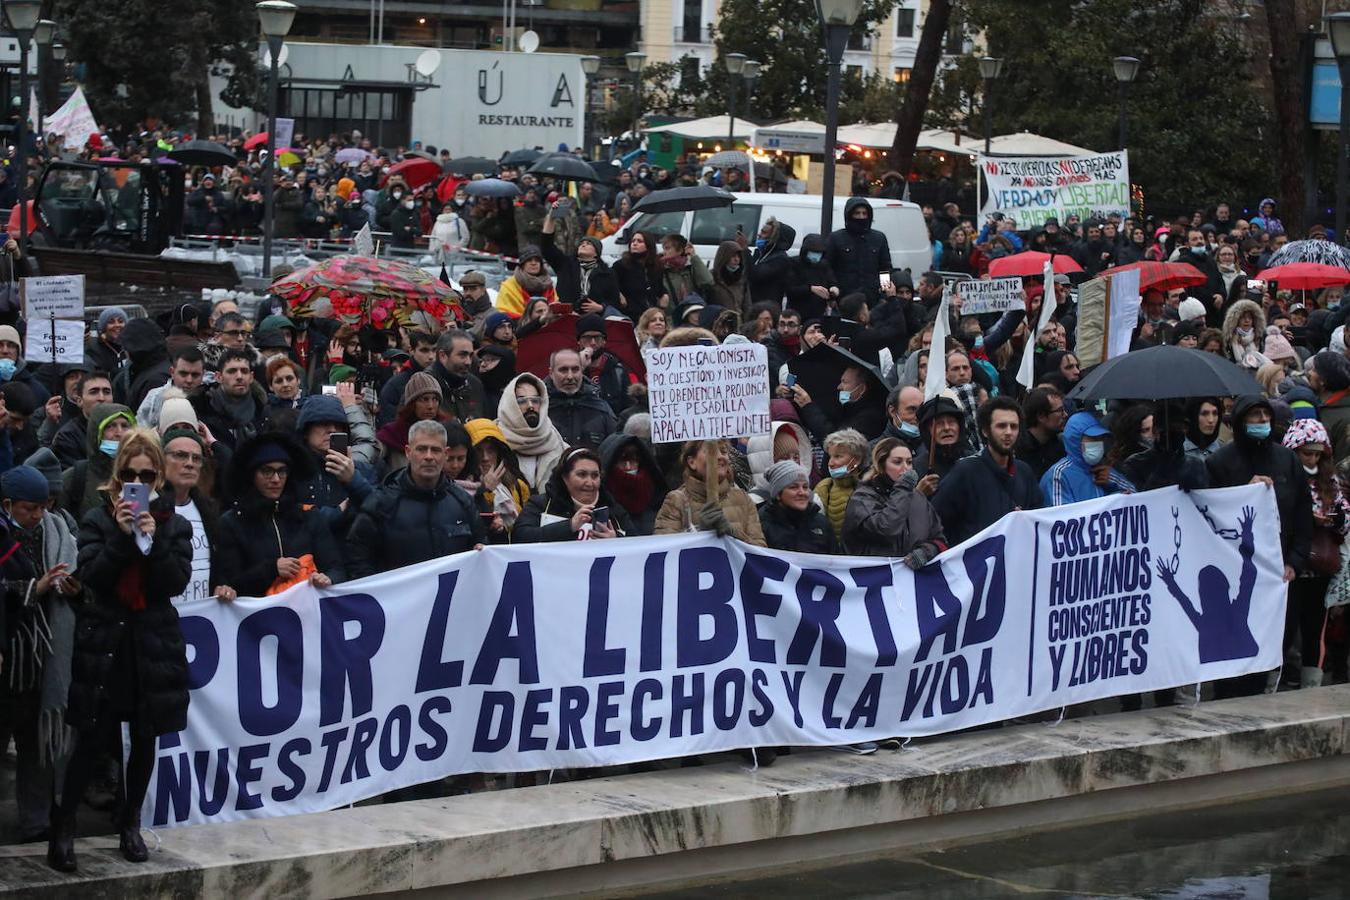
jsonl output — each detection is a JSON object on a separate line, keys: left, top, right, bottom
{"left": 748, "top": 221, "right": 797, "bottom": 306}
{"left": 189, "top": 349, "right": 267, "bottom": 451}
{"left": 826, "top": 198, "right": 892, "bottom": 307}
{"left": 547, "top": 348, "right": 617, "bottom": 448}
{"left": 347, "top": 420, "right": 485, "bottom": 579}
{"left": 932, "top": 396, "right": 1043, "bottom": 546}
{"left": 542, "top": 207, "right": 620, "bottom": 312}
{"left": 386, "top": 329, "right": 486, "bottom": 424}
{"left": 576, "top": 315, "right": 632, "bottom": 416}
{"left": 791, "top": 361, "right": 887, "bottom": 442}
{"left": 785, "top": 234, "right": 838, "bottom": 320}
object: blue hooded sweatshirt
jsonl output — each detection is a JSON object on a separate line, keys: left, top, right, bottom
{"left": 1040, "top": 412, "right": 1136, "bottom": 506}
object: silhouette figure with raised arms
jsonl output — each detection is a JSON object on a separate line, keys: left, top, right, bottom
{"left": 1155, "top": 505, "right": 1260, "bottom": 663}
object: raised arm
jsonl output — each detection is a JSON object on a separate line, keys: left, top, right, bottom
{"left": 1155, "top": 557, "right": 1200, "bottom": 629}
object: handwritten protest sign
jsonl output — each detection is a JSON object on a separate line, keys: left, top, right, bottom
{"left": 958, "top": 277, "right": 1023, "bottom": 316}
{"left": 25, "top": 318, "right": 85, "bottom": 364}
{"left": 22, "top": 274, "right": 85, "bottom": 320}
{"left": 979, "top": 151, "right": 1129, "bottom": 226}
{"left": 646, "top": 343, "right": 770, "bottom": 444}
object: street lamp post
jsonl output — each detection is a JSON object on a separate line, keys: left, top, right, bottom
{"left": 32, "top": 19, "right": 54, "bottom": 141}
{"left": 1112, "top": 55, "right": 1140, "bottom": 153}
{"left": 724, "top": 52, "right": 746, "bottom": 148}
{"left": 625, "top": 51, "right": 645, "bottom": 151}
{"left": 1329, "top": 15, "right": 1350, "bottom": 243}
{"left": 978, "top": 56, "right": 1002, "bottom": 156}
{"left": 816, "top": 0, "right": 864, "bottom": 235}
{"left": 4, "top": 0, "right": 41, "bottom": 249}
{"left": 580, "top": 55, "right": 600, "bottom": 159}
{"left": 257, "top": 0, "right": 296, "bottom": 280}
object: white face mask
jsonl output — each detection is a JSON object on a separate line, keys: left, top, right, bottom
{"left": 1082, "top": 441, "right": 1106, "bottom": 466}
{"left": 1304, "top": 464, "right": 1319, "bottom": 476}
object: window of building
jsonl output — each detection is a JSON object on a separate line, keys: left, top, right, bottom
{"left": 679, "top": 56, "right": 700, "bottom": 88}
{"left": 679, "top": 0, "right": 703, "bottom": 43}
{"left": 896, "top": 7, "right": 916, "bottom": 38}
{"left": 893, "top": 67, "right": 911, "bottom": 84}
{"left": 845, "top": 64, "right": 864, "bottom": 80}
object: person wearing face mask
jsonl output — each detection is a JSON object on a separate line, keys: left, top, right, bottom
{"left": 827, "top": 198, "right": 893, "bottom": 307}
{"left": 1222, "top": 299, "right": 1271, "bottom": 371}
{"left": 1169, "top": 228, "right": 1226, "bottom": 324}
{"left": 376, "top": 175, "right": 410, "bottom": 231}
{"left": 0, "top": 325, "right": 49, "bottom": 405}
{"left": 388, "top": 186, "right": 422, "bottom": 248}
{"left": 1213, "top": 243, "right": 1248, "bottom": 312}
{"left": 1040, "top": 412, "right": 1136, "bottom": 506}
{"left": 748, "top": 219, "right": 797, "bottom": 307}
{"left": 813, "top": 428, "right": 869, "bottom": 537}
{"left": 785, "top": 233, "right": 838, "bottom": 320}
{"left": 542, "top": 204, "right": 620, "bottom": 313}
{"left": 877, "top": 385, "right": 926, "bottom": 453}
{"left": 597, "top": 432, "right": 668, "bottom": 535}
{"left": 340, "top": 189, "right": 370, "bottom": 237}
{"left": 704, "top": 240, "right": 751, "bottom": 315}
{"left": 58, "top": 404, "right": 135, "bottom": 523}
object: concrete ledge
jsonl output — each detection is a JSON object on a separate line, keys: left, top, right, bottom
{"left": 4, "top": 686, "right": 1350, "bottom": 898}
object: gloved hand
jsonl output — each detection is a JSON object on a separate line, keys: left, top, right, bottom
{"left": 698, "top": 501, "right": 734, "bottom": 537}
{"left": 897, "top": 468, "right": 920, "bottom": 492}
{"left": 903, "top": 542, "right": 938, "bottom": 570}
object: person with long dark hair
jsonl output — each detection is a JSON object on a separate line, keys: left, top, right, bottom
{"left": 612, "top": 231, "right": 665, "bottom": 314}
{"left": 49, "top": 430, "right": 193, "bottom": 871}
{"left": 514, "top": 446, "right": 632, "bottom": 542}
{"left": 1183, "top": 397, "right": 1227, "bottom": 461}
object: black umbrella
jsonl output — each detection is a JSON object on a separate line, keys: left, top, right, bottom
{"left": 633, "top": 185, "right": 735, "bottom": 215}
{"left": 1067, "top": 345, "right": 1261, "bottom": 402}
{"left": 501, "top": 148, "right": 543, "bottom": 166}
{"left": 445, "top": 156, "right": 498, "bottom": 176}
{"left": 527, "top": 154, "right": 598, "bottom": 182}
{"left": 1264, "top": 239, "right": 1350, "bottom": 271}
{"left": 785, "top": 342, "right": 886, "bottom": 423}
{"left": 166, "top": 140, "right": 237, "bottom": 167}
{"left": 404, "top": 149, "right": 439, "bottom": 164}
{"left": 464, "top": 178, "right": 521, "bottom": 199}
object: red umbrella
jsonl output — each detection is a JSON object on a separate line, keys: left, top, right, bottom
{"left": 243, "top": 132, "right": 269, "bottom": 151}
{"left": 516, "top": 315, "right": 646, "bottom": 383}
{"left": 1099, "top": 261, "right": 1207, "bottom": 292}
{"left": 987, "top": 251, "right": 1084, "bottom": 278}
{"left": 1255, "top": 263, "right": 1350, "bottom": 291}
{"left": 382, "top": 157, "right": 443, "bottom": 190}
{"left": 272, "top": 256, "right": 463, "bottom": 329}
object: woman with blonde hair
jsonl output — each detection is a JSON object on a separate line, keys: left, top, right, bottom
{"left": 49, "top": 429, "right": 193, "bottom": 871}
{"left": 636, "top": 307, "right": 669, "bottom": 351}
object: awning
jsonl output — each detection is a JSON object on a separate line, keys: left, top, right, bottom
{"left": 985, "top": 131, "right": 1097, "bottom": 157}
{"left": 644, "top": 115, "right": 753, "bottom": 141}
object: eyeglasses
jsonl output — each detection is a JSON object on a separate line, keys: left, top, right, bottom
{"left": 256, "top": 465, "right": 289, "bottom": 481}
{"left": 221, "top": 329, "right": 246, "bottom": 338}
{"left": 119, "top": 468, "right": 158, "bottom": 484}
{"left": 166, "top": 449, "right": 204, "bottom": 465}
{"left": 514, "top": 396, "right": 543, "bottom": 407}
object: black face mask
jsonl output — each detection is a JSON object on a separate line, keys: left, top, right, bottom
{"left": 845, "top": 215, "right": 869, "bottom": 235}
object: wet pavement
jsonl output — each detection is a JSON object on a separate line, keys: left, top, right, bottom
{"left": 634, "top": 789, "right": 1350, "bottom": 899}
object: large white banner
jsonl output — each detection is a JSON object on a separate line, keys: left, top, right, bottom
{"left": 147, "top": 485, "right": 1284, "bottom": 828}
{"left": 979, "top": 151, "right": 1130, "bottom": 228}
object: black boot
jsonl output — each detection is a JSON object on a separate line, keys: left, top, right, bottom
{"left": 119, "top": 814, "right": 148, "bottom": 863}
{"left": 46, "top": 812, "right": 77, "bottom": 873}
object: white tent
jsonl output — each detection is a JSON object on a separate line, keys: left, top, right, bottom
{"left": 985, "top": 131, "right": 1096, "bottom": 157}
{"left": 644, "top": 115, "right": 753, "bottom": 141}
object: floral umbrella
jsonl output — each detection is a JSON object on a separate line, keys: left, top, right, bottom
{"left": 272, "top": 256, "right": 463, "bottom": 329}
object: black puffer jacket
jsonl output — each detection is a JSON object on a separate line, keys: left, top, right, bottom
{"left": 758, "top": 500, "right": 836, "bottom": 554}
{"left": 215, "top": 431, "right": 347, "bottom": 595}
{"left": 785, "top": 233, "right": 837, "bottom": 320}
{"left": 826, "top": 198, "right": 893, "bottom": 306}
{"left": 513, "top": 476, "right": 634, "bottom": 543}
{"left": 749, "top": 222, "right": 797, "bottom": 306}
{"left": 542, "top": 229, "right": 621, "bottom": 310}
{"left": 546, "top": 379, "right": 617, "bottom": 449}
{"left": 1205, "top": 395, "right": 1312, "bottom": 571}
{"left": 842, "top": 474, "right": 946, "bottom": 558}
{"left": 68, "top": 494, "right": 193, "bottom": 736}
{"left": 346, "top": 468, "right": 487, "bottom": 579}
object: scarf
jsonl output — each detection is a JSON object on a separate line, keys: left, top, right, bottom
{"left": 662, "top": 255, "right": 689, "bottom": 270}
{"left": 495, "top": 374, "right": 566, "bottom": 488}
{"left": 514, "top": 268, "right": 553, "bottom": 296}
{"left": 608, "top": 467, "right": 655, "bottom": 517}
{"left": 578, "top": 257, "right": 598, "bottom": 299}
{"left": 216, "top": 387, "right": 258, "bottom": 425}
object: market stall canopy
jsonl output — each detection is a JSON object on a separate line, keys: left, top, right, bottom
{"left": 750, "top": 121, "right": 979, "bottom": 155}
{"left": 985, "top": 132, "right": 1097, "bottom": 157}
{"left": 644, "top": 115, "right": 754, "bottom": 141}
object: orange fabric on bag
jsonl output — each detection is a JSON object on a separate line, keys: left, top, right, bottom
{"left": 267, "top": 554, "right": 317, "bottom": 596}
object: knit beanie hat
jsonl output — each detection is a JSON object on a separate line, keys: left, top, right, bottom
{"left": 484, "top": 311, "right": 513, "bottom": 336}
{"left": 401, "top": 370, "right": 443, "bottom": 408}
{"left": 161, "top": 426, "right": 206, "bottom": 452}
{"left": 579, "top": 235, "right": 603, "bottom": 258}
{"left": 1262, "top": 325, "right": 1296, "bottom": 364}
{"left": 1, "top": 465, "right": 49, "bottom": 502}
{"left": 98, "top": 306, "right": 128, "bottom": 332}
{"left": 765, "top": 460, "right": 808, "bottom": 500}
{"left": 327, "top": 363, "right": 358, "bottom": 385}
{"left": 1177, "top": 297, "right": 1207, "bottom": 323}
{"left": 0, "top": 325, "right": 21, "bottom": 354}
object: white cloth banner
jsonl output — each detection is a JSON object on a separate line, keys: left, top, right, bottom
{"left": 42, "top": 87, "right": 101, "bottom": 151}
{"left": 978, "top": 151, "right": 1130, "bottom": 228}
{"left": 146, "top": 484, "right": 1284, "bottom": 828}
{"left": 956, "top": 277, "right": 1023, "bottom": 316}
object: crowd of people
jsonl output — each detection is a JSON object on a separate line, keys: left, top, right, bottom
{"left": 0, "top": 128, "right": 1345, "bottom": 873}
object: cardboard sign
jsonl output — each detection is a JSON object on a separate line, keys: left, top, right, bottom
{"left": 957, "top": 277, "right": 1023, "bottom": 316}
{"left": 646, "top": 343, "right": 770, "bottom": 444}
{"left": 274, "top": 117, "right": 295, "bottom": 152}
{"left": 22, "top": 274, "right": 85, "bottom": 320}
{"left": 25, "top": 318, "right": 85, "bottom": 364}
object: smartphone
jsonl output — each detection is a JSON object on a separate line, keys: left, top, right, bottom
{"left": 329, "top": 432, "right": 349, "bottom": 455}
{"left": 879, "top": 272, "right": 892, "bottom": 290}
{"left": 783, "top": 373, "right": 798, "bottom": 389}
{"left": 590, "top": 506, "right": 610, "bottom": 526}
{"left": 121, "top": 482, "right": 150, "bottom": 517}
{"left": 321, "top": 384, "right": 338, "bottom": 396}
{"left": 1247, "top": 279, "right": 1265, "bottom": 292}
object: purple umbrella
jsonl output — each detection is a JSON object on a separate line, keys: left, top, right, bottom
{"left": 336, "top": 147, "right": 372, "bottom": 165}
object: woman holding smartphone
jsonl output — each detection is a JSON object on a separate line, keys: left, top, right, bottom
{"left": 513, "top": 447, "right": 631, "bottom": 542}
{"left": 49, "top": 429, "right": 193, "bottom": 872}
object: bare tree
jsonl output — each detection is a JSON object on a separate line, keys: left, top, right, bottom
{"left": 889, "top": 0, "right": 954, "bottom": 177}
{"left": 1265, "top": 0, "right": 1308, "bottom": 234}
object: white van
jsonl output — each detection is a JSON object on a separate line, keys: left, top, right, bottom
{"left": 600, "top": 195, "right": 932, "bottom": 280}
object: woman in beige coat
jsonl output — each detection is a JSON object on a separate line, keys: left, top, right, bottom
{"left": 654, "top": 440, "right": 766, "bottom": 546}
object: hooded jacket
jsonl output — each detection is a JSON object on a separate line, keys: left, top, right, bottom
{"left": 215, "top": 431, "right": 347, "bottom": 595}
{"left": 826, "top": 198, "right": 893, "bottom": 306}
{"left": 598, "top": 433, "right": 668, "bottom": 535}
{"left": 496, "top": 373, "right": 567, "bottom": 490}
{"left": 705, "top": 240, "right": 751, "bottom": 314}
{"left": 58, "top": 402, "right": 133, "bottom": 523}
{"left": 116, "top": 318, "right": 172, "bottom": 412}
{"left": 745, "top": 420, "right": 813, "bottom": 501}
{"left": 785, "top": 233, "right": 837, "bottom": 320}
{"left": 1039, "top": 412, "right": 1136, "bottom": 506}
{"left": 1222, "top": 299, "right": 1270, "bottom": 371}
{"left": 842, "top": 471, "right": 946, "bottom": 558}
{"left": 1205, "top": 395, "right": 1312, "bottom": 571}
{"left": 748, "top": 222, "right": 797, "bottom": 307}
{"left": 346, "top": 467, "right": 486, "bottom": 579}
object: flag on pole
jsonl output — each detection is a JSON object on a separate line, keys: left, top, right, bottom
{"left": 42, "top": 87, "right": 101, "bottom": 151}
{"left": 353, "top": 223, "right": 375, "bottom": 257}
{"left": 1016, "top": 260, "right": 1059, "bottom": 390}
{"left": 924, "top": 283, "right": 951, "bottom": 401}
